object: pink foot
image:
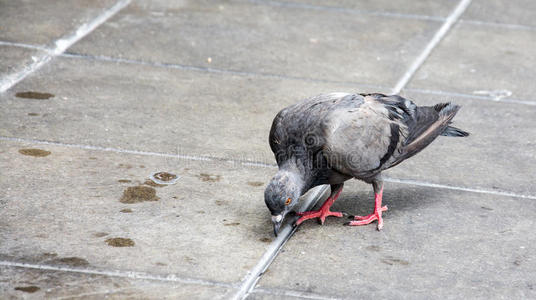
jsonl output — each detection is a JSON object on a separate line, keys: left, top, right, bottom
{"left": 296, "top": 209, "right": 344, "bottom": 226}
{"left": 346, "top": 205, "right": 387, "bottom": 230}
{"left": 295, "top": 187, "right": 344, "bottom": 226}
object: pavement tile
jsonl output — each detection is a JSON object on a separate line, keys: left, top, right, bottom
{"left": 256, "top": 180, "right": 536, "bottom": 299}
{"left": 463, "top": 0, "right": 536, "bottom": 27}
{"left": 408, "top": 23, "right": 536, "bottom": 101}
{"left": 249, "top": 0, "right": 457, "bottom": 19}
{"left": 0, "top": 266, "right": 233, "bottom": 300}
{"left": 70, "top": 0, "right": 440, "bottom": 87}
{"left": 0, "top": 45, "right": 43, "bottom": 79}
{"left": 0, "top": 140, "right": 276, "bottom": 284}
{"left": 0, "top": 0, "right": 118, "bottom": 47}
{"left": 2, "top": 57, "right": 535, "bottom": 195}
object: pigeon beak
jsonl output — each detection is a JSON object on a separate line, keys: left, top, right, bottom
{"left": 271, "top": 214, "right": 283, "bottom": 237}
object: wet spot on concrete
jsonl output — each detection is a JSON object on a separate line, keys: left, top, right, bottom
{"left": 18, "top": 148, "right": 51, "bottom": 157}
{"left": 381, "top": 256, "right": 409, "bottom": 266}
{"left": 144, "top": 179, "right": 166, "bottom": 187}
{"left": 259, "top": 237, "right": 271, "bottom": 243}
{"left": 14, "top": 286, "right": 40, "bottom": 293}
{"left": 106, "top": 237, "right": 135, "bottom": 247}
{"left": 120, "top": 208, "right": 133, "bottom": 213}
{"left": 481, "top": 206, "right": 493, "bottom": 211}
{"left": 118, "top": 179, "right": 132, "bottom": 183}
{"left": 365, "top": 245, "right": 381, "bottom": 252}
{"left": 48, "top": 257, "right": 89, "bottom": 267}
{"left": 197, "top": 173, "right": 221, "bottom": 182}
{"left": 120, "top": 185, "right": 159, "bottom": 203}
{"left": 93, "top": 232, "right": 109, "bottom": 238}
{"left": 27, "top": 112, "right": 39, "bottom": 116}
{"left": 247, "top": 181, "right": 264, "bottom": 187}
{"left": 16, "top": 91, "right": 54, "bottom": 99}
{"left": 149, "top": 171, "right": 179, "bottom": 185}
{"left": 224, "top": 221, "right": 240, "bottom": 226}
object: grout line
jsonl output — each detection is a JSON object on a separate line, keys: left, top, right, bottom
{"left": 246, "top": 0, "right": 444, "bottom": 22}
{"left": 253, "top": 287, "right": 344, "bottom": 300}
{"left": 383, "top": 177, "right": 536, "bottom": 200}
{"left": 391, "top": 0, "right": 472, "bottom": 94}
{"left": 2, "top": 41, "right": 536, "bottom": 106}
{"left": 0, "top": 0, "right": 131, "bottom": 93}
{"left": 0, "top": 261, "right": 232, "bottom": 288}
{"left": 60, "top": 52, "right": 388, "bottom": 91}
{"left": 231, "top": 186, "right": 330, "bottom": 300}
{"left": 0, "top": 41, "right": 50, "bottom": 52}
{"left": 405, "top": 88, "right": 536, "bottom": 106}
{"left": 1, "top": 135, "right": 535, "bottom": 200}
{"left": 460, "top": 19, "right": 536, "bottom": 32}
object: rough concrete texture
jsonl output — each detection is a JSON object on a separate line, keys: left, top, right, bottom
{"left": 255, "top": 180, "right": 536, "bottom": 299}
{"left": 1, "top": 0, "right": 535, "bottom": 298}
{"left": 0, "top": 0, "right": 118, "bottom": 47}
{"left": 70, "top": 0, "right": 440, "bottom": 87}
{"left": 463, "top": 0, "right": 536, "bottom": 27}
{"left": 408, "top": 23, "right": 536, "bottom": 101}
{"left": 1, "top": 57, "right": 534, "bottom": 195}
{"left": 0, "top": 141, "right": 275, "bottom": 285}
{"left": 0, "top": 266, "right": 233, "bottom": 299}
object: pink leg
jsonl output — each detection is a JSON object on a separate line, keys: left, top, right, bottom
{"left": 295, "top": 186, "right": 344, "bottom": 226}
{"left": 346, "top": 188, "right": 388, "bottom": 230}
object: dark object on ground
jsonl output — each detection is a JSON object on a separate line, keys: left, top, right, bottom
{"left": 265, "top": 93, "right": 469, "bottom": 236}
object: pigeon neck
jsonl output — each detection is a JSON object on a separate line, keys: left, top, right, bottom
{"left": 279, "top": 160, "right": 307, "bottom": 195}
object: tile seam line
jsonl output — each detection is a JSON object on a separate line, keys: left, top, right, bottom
{"left": 391, "top": 0, "right": 473, "bottom": 94}
{"left": 2, "top": 43, "right": 536, "bottom": 106}
{"left": 59, "top": 52, "right": 388, "bottom": 91}
{"left": 231, "top": 186, "right": 330, "bottom": 300}
{"left": 0, "top": 261, "right": 231, "bottom": 288}
{"left": 0, "top": 0, "right": 132, "bottom": 93}
{"left": 1, "top": 136, "right": 534, "bottom": 197}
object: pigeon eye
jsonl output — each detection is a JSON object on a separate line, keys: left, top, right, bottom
{"left": 285, "top": 198, "right": 292, "bottom": 205}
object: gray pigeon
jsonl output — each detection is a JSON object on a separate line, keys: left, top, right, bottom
{"left": 265, "top": 93, "right": 469, "bottom": 236}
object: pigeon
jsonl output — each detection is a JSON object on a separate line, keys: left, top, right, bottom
{"left": 265, "top": 93, "right": 469, "bottom": 236}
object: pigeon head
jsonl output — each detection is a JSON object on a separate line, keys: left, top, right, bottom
{"left": 264, "top": 169, "right": 304, "bottom": 236}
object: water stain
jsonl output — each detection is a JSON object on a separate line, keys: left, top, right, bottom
{"left": 48, "top": 257, "right": 89, "bottom": 267}
{"left": 224, "top": 222, "right": 240, "bottom": 226}
{"left": 18, "top": 148, "right": 51, "bottom": 157}
{"left": 106, "top": 237, "right": 135, "bottom": 247}
{"left": 93, "top": 232, "right": 109, "bottom": 237}
{"left": 259, "top": 237, "right": 271, "bottom": 243}
{"left": 118, "top": 179, "right": 132, "bottom": 183}
{"left": 381, "top": 256, "right": 409, "bottom": 266}
{"left": 247, "top": 181, "right": 264, "bottom": 187}
{"left": 120, "top": 208, "right": 133, "bottom": 213}
{"left": 120, "top": 185, "right": 159, "bottom": 203}
{"left": 28, "top": 112, "right": 39, "bottom": 116}
{"left": 365, "top": 245, "right": 381, "bottom": 252}
{"left": 198, "top": 173, "right": 221, "bottom": 182}
{"left": 144, "top": 179, "right": 165, "bottom": 187}
{"left": 14, "top": 286, "right": 40, "bottom": 293}
{"left": 16, "top": 91, "right": 54, "bottom": 100}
